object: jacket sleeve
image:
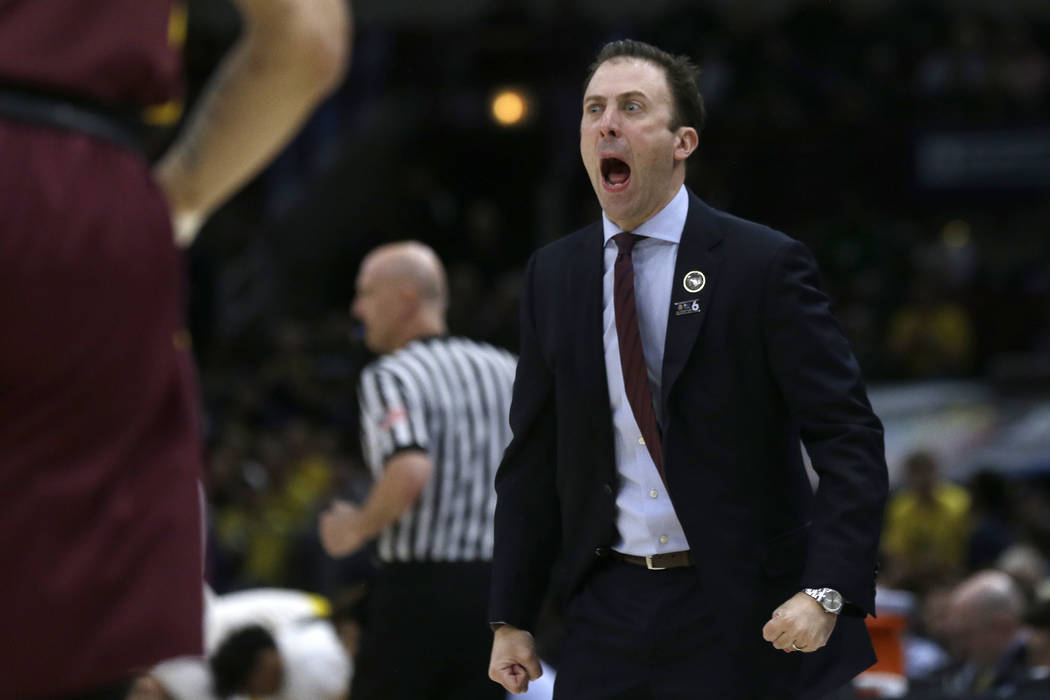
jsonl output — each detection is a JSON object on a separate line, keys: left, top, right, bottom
{"left": 762, "top": 239, "right": 888, "bottom": 615}
{"left": 488, "top": 252, "right": 562, "bottom": 630}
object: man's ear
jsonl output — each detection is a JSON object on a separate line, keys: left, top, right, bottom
{"left": 673, "top": 126, "right": 699, "bottom": 162}
{"left": 398, "top": 286, "right": 421, "bottom": 315}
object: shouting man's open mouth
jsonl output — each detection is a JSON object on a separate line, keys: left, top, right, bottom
{"left": 601, "top": 156, "right": 631, "bottom": 192}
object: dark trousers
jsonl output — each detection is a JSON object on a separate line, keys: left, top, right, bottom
{"left": 351, "top": 560, "right": 504, "bottom": 700}
{"left": 554, "top": 559, "right": 806, "bottom": 700}
{"left": 554, "top": 558, "right": 719, "bottom": 699}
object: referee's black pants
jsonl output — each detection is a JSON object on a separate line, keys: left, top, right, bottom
{"left": 351, "top": 560, "right": 504, "bottom": 700}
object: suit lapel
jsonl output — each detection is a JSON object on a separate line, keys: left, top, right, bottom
{"left": 660, "top": 192, "right": 724, "bottom": 414}
{"left": 578, "top": 224, "right": 616, "bottom": 447}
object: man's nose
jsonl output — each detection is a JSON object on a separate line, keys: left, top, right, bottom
{"left": 598, "top": 109, "right": 619, "bottom": 138}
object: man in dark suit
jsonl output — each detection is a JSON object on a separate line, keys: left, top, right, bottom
{"left": 487, "top": 39, "right": 888, "bottom": 700}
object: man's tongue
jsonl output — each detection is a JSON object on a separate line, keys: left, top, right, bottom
{"left": 606, "top": 160, "right": 630, "bottom": 185}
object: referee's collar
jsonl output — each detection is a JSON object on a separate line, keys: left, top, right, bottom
{"left": 401, "top": 333, "right": 448, "bottom": 349}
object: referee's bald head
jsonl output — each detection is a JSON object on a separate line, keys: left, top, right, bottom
{"left": 353, "top": 241, "right": 449, "bottom": 353}
{"left": 365, "top": 241, "right": 448, "bottom": 311}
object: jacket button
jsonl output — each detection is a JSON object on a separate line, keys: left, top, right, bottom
{"left": 602, "top": 483, "right": 613, "bottom": 495}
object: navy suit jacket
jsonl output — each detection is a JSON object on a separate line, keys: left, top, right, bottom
{"left": 491, "top": 190, "right": 888, "bottom": 699}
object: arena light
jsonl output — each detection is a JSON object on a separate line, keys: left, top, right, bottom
{"left": 942, "top": 219, "right": 971, "bottom": 248}
{"left": 490, "top": 88, "right": 530, "bottom": 127}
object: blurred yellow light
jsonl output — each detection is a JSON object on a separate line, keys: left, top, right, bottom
{"left": 491, "top": 90, "right": 528, "bottom": 126}
{"left": 942, "top": 219, "right": 971, "bottom": 248}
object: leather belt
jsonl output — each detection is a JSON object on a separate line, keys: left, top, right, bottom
{"left": 609, "top": 549, "right": 693, "bottom": 570}
{"left": 0, "top": 84, "right": 144, "bottom": 155}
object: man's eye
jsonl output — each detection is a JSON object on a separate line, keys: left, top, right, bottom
{"left": 625, "top": 103, "right": 640, "bottom": 111}
{"left": 587, "top": 104, "right": 601, "bottom": 114}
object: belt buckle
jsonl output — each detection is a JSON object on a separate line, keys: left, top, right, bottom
{"left": 645, "top": 555, "right": 666, "bottom": 571}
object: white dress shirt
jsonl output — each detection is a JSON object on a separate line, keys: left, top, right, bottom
{"left": 602, "top": 184, "right": 690, "bottom": 556}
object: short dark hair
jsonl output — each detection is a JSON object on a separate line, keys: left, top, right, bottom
{"left": 584, "top": 39, "right": 705, "bottom": 137}
{"left": 905, "top": 451, "right": 937, "bottom": 474}
{"left": 210, "top": 625, "right": 277, "bottom": 698}
{"left": 1025, "top": 596, "right": 1050, "bottom": 630}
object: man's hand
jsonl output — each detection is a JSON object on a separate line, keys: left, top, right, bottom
{"left": 489, "top": 625, "right": 543, "bottom": 695}
{"left": 762, "top": 591, "right": 837, "bottom": 653}
{"left": 319, "top": 499, "right": 366, "bottom": 557}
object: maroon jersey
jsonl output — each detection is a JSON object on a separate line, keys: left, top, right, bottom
{"left": 0, "top": 0, "right": 182, "bottom": 107}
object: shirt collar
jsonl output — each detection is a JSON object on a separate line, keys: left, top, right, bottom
{"left": 602, "top": 184, "right": 688, "bottom": 247}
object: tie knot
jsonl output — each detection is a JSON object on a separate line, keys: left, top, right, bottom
{"left": 613, "top": 232, "right": 643, "bottom": 254}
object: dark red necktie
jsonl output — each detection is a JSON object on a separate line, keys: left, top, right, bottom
{"left": 613, "top": 232, "right": 666, "bottom": 486}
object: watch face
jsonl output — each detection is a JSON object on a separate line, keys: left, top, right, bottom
{"left": 823, "top": 590, "right": 844, "bottom": 613}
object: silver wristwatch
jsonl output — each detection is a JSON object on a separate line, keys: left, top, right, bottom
{"left": 803, "top": 587, "right": 844, "bottom": 614}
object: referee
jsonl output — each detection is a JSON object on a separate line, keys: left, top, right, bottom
{"left": 320, "top": 241, "right": 515, "bottom": 700}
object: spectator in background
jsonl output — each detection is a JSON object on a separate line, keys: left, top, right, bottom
{"left": 904, "top": 584, "right": 956, "bottom": 683}
{"left": 998, "top": 544, "right": 1049, "bottom": 603}
{"left": 1017, "top": 594, "right": 1050, "bottom": 693}
{"left": 941, "top": 570, "right": 1029, "bottom": 695}
{"left": 1015, "top": 485, "right": 1050, "bottom": 560}
{"left": 968, "top": 469, "right": 1018, "bottom": 571}
{"left": 319, "top": 242, "right": 515, "bottom": 700}
{"left": 226, "top": 425, "right": 336, "bottom": 587}
{"left": 882, "top": 451, "right": 971, "bottom": 592}
{"left": 0, "top": 0, "right": 350, "bottom": 697}
{"left": 886, "top": 276, "right": 975, "bottom": 378}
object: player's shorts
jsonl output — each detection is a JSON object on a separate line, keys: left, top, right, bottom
{"left": 0, "top": 120, "right": 204, "bottom": 698}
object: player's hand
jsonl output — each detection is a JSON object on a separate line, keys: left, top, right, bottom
{"left": 489, "top": 625, "right": 542, "bottom": 694}
{"left": 761, "top": 591, "right": 837, "bottom": 653}
{"left": 319, "top": 499, "right": 366, "bottom": 557}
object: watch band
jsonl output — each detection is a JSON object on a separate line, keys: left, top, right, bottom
{"left": 803, "top": 587, "right": 843, "bottom": 614}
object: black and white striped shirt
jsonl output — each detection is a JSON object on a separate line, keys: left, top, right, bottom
{"left": 357, "top": 336, "right": 517, "bottom": 563}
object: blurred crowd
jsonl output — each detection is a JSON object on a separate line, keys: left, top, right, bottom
{"left": 199, "top": 315, "right": 374, "bottom": 595}
{"left": 873, "top": 451, "right": 1050, "bottom": 697}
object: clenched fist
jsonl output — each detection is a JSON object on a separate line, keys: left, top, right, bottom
{"left": 762, "top": 591, "right": 837, "bottom": 653}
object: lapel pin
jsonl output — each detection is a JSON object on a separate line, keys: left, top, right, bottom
{"left": 683, "top": 270, "right": 706, "bottom": 293}
{"left": 674, "top": 299, "right": 701, "bottom": 316}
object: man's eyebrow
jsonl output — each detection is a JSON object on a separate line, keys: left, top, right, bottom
{"left": 583, "top": 90, "right": 650, "bottom": 103}
{"left": 616, "top": 90, "right": 649, "bottom": 102}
